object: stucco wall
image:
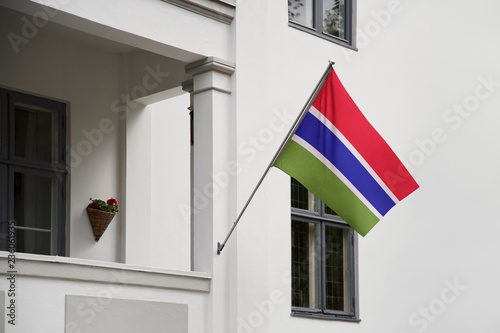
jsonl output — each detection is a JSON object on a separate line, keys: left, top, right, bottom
{"left": 3, "top": 0, "right": 500, "bottom": 332}
{"left": 234, "top": 0, "right": 500, "bottom": 332}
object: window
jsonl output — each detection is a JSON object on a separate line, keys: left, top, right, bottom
{"left": 0, "top": 88, "right": 67, "bottom": 256}
{"left": 291, "top": 178, "right": 359, "bottom": 321}
{"left": 288, "top": 0, "right": 356, "bottom": 48}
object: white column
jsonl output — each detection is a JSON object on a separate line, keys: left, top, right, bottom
{"left": 186, "top": 57, "right": 235, "bottom": 333}
{"left": 186, "top": 57, "right": 235, "bottom": 272}
{"left": 125, "top": 103, "right": 152, "bottom": 266}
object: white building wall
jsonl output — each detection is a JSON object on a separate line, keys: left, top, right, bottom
{"left": 2, "top": 0, "right": 500, "bottom": 332}
{"left": 233, "top": 0, "right": 500, "bottom": 332}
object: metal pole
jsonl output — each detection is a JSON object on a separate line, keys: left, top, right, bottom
{"left": 217, "top": 60, "right": 335, "bottom": 255}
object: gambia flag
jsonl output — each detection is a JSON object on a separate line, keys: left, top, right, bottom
{"left": 275, "top": 67, "right": 419, "bottom": 236}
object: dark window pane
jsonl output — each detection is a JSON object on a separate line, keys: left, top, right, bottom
{"left": 14, "top": 172, "right": 57, "bottom": 230}
{"left": 15, "top": 228, "right": 51, "bottom": 255}
{"left": 0, "top": 168, "right": 4, "bottom": 224}
{"left": 0, "top": 95, "right": 2, "bottom": 150}
{"left": 292, "top": 220, "right": 319, "bottom": 309}
{"left": 324, "top": 204, "right": 338, "bottom": 216}
{"left": 291, "top": 178, "right": 318, "bottom": 212}
{"left": 324, "top": 225, "right": 350, "bottom": 311}
{"left": 289, "top": 0, "right": 315, "bottom": 28}
{"left": 323, "top": 0, "right": 346, "bottom": 39}
{"left": 14, "top": 104, "right": 58, "bottom": 163}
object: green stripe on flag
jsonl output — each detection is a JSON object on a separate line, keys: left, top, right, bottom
{"left": 275, "top": 140, "right": 379, "bottom": 236}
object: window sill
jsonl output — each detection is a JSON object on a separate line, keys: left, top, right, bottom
{"left": 291, "top": 311, "right": 361, "bottom": 322}
{"left": 0, "top": 252, "right": 211, "bottom": 293}
{"left": 288, "top": 23, "right": 358, "bottom": 51}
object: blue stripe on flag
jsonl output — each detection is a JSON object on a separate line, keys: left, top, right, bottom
{"left": 295, "top": 112, "right": 396, "bottom": 216}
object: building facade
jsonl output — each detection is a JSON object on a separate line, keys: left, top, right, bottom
{"left": 0, "top": 0, "right": 499, "bottom": 332}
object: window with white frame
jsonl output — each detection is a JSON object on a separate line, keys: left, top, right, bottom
{"left": 291, "top": 178, "right": 359, "bottom": 320}
{"left": 288, "top": 0, "right": 356, "bottom": 48}
{"left": 0, "top": 88, "right": 67, "bottom": 256}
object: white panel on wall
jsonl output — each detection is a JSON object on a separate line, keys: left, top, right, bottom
{"left": 65, "top": 295, "right": 188, "bottom": 333}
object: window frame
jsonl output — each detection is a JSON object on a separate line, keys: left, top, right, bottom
{"left": 291, "top": 181, "right": 360, "bottom": 322}
{"left": 0, "top": 88, "right": 68, "bottom": 256}
{"left": 288, "top": 0, "right": 357, "bottom": 49}
{"left": 0, "top": 165, "right": 7, "bottom": 233}
{"left": 0, "top": 90, "right": 7, "bottom": 159}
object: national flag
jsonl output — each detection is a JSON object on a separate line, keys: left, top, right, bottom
{"left": 274, "top": 67, "right": 419, "bottom": 236}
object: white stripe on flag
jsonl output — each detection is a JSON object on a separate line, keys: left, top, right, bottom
{"left": 308, "top": 106, "right": 400, "bottom": 204}
{"left": 291, "top": 134, "right": 383, "bottom": 219}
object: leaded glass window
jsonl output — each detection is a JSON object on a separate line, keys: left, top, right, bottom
{"left": 291, "top": 178, "right": 359, "bottom": 320}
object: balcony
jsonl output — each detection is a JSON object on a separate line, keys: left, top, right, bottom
{"left": 0, "top": 253, "right": 211, "bottom": 332}
{"left": 0, "top": 2, "right": 236, "bottom": 331}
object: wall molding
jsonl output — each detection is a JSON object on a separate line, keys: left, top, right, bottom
{"left": 0, "top": 253, "right": 211, "bottom": 292}
{"left": 185, "top": 56, "right": 236, "bottom": 76}
{"left": 161, "top": 0, "right": 235, "bottom": 24}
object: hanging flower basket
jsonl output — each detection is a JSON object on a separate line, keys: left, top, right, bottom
{"left": 87, "top": 198, "right": 119, "bottom": 242}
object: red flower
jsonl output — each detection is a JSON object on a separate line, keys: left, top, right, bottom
{"left": 92, "top": 202, "right": 99, "bottom": 208}
{"left": 107, "top": 198, "right": 118, "bottom": 206}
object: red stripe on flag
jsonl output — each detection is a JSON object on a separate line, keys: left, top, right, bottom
{"left": 312, "top": 69, "right": 419, "bottom": 201}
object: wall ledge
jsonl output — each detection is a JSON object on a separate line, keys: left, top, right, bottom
{"left": 0, "top": 252, "right": 211, "bottom": 292}
{"left": 161, "top": 0, "right": 235, "bottom": 24}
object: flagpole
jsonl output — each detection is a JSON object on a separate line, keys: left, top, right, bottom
{"left": 217, "top": 60, "right": 335, "bottom": 255}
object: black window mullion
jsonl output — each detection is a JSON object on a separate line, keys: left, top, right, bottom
{"left": 8, "top": 91, "right": 15, "bottom": 162}
{"left": 0, "top": 165, "right": 7, "bottom": 251}
{"left": 7, "top": 166, "right": 14, "bottom": 235}
{"left": 318, "top": 221, "right": 326, "bottom": 312}
{"left": 349, "top": 229, "right": 357, "bottom": 314}
{"left": 0, "top": 90, "right": 7, "bottom": 251}
{"left": 0, "top": 91, "right": 7, "bottom": 159}
{"left": 57, "top": 174, "right": 66, "bottom": 256}
{"left": 58, "top": 104, "right": 67, "bottom": 169}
